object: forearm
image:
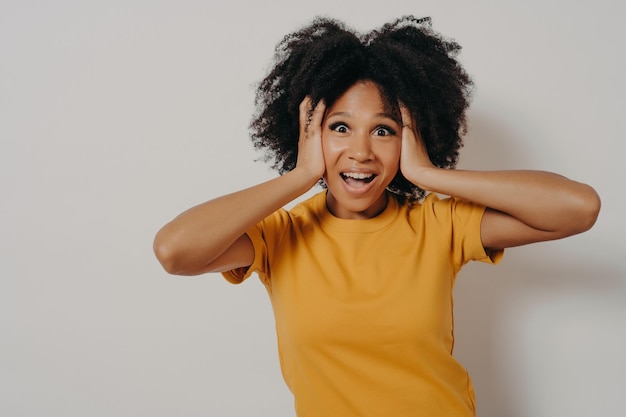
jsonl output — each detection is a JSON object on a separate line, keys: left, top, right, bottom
{"left": 413, "top": 168, "right": 600, "bottom": 233}
{"left": 153, "top": 167, "right": 317, "bottom": 274}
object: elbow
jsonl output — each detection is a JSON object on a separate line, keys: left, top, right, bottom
{"left": 570, "top": 184, "right": 601, "bottom": 235}
{"left": 153, "top": 230, "right": 187, "bottom": 276}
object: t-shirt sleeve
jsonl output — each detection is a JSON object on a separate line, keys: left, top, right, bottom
{"left": 427, "top": 194, "right": 504, "bottom": 268}
{"left": 220, "top": 208, "right": 289, "bottom": 285}
{"left": 221, "top": 222, "right": 269, "bottom": 285}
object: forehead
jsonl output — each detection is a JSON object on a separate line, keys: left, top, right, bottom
{"left": 332, "top": 81, "right": 384, "bottom": 104}
{"left": 326, "top": 81, "right": 398, "bottom": 118}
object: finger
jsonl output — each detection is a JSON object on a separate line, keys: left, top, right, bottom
{"left": 299, "top": 96, "right": 312, "bottom": 134}
{"left": 399, "top": 103, "right": 414, "bottom": 130}
{"left": 309, "top": 99, "right": 326, "bottom": 132}
{"left": 399, "top": 104, "right": 426, "bottom": 145}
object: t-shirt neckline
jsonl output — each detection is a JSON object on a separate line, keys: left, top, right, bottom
{"left": 313, "top": 190, "right": 401, "bottom": 233}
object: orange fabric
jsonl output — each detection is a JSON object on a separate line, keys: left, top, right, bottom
{"left": 223, "top": 191, "right": 502, "bottom": 417}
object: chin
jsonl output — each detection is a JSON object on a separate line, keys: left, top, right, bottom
{"left": 326, "top": 185, "right": 388, "bottom": 218}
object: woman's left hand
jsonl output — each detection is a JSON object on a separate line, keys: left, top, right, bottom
{"left": 399, "top": 104, "right": 435, "bottom": 189}
{"left": 396, "top": 103, "right": 600, "bottom": 249}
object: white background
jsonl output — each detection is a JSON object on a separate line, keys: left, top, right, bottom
{"left": 2, "top": 1, "right": 624, "bottom": 416}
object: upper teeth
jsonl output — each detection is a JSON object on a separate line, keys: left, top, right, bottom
{"left": 343, "top": 172, "right": 373, "bottom": 179}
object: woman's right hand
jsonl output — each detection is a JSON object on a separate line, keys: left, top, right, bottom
{"left": 295, "top": 96, "right": 326, "bottom": 182}
{"left": 154, "top": 97, "right": 328, "bottom": 276}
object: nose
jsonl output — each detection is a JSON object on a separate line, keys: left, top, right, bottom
{"left": 347, "top": 131, "right": 373, "bottom": 162}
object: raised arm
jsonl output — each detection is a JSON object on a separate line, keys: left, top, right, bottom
{"left": 399, "top": 106, "right": 601, "bottom": 250}
{"left": 153, "top": 98, "right": 326, "bottom": 275}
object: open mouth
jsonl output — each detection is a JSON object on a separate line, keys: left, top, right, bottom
{"left": 341, "top": 172, "right": 376, "bottom": 187}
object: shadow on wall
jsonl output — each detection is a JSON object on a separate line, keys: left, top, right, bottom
{"left": 451, "top": 113, "right": 621, "bottom": 417}
{"left": 456, "top": 108, "right": 534, "bottom": 172}
{"left": 454, "top": 255, "right": 622, "bottom": 417}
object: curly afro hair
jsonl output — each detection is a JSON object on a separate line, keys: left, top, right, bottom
{"left": 250, "top": 15, "right": 473, "bottom": 201}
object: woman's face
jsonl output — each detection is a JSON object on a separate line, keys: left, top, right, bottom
{"left": 321, "top": 81, "right": 402, "bottom": 219}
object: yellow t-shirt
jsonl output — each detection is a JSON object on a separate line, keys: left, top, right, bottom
{"left": 223, "top": 191, "right": 503, "bottom": 417}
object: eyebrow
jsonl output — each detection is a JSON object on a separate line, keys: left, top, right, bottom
{"left": 326, "top": 111, "right": 398, "bottom": 120}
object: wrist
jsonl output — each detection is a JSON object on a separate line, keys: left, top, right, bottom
{"left": 289, "top": 167, "right": 323, "bottom": 190}
{"left": 403, "top": 165, "right": 438, "bottom": 192}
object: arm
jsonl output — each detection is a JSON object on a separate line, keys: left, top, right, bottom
{"left": 153, "top": 98, "right": 326, "bottom": 275}
{"left": 399, "top": 106, "right": 601, "bottom": 250}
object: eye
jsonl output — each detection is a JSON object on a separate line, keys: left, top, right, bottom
{"left": 374, "top": 125, "right": 397, "bottom": 137}
{"left": 329, "top": 122, "right": 349, "bottom": 133}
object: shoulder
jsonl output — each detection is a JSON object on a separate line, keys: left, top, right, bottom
{"left": 413, "top": 193, "right": 485, "bottom": 214}
{"left": 406, "top": 193, "right": 487, "bottom": 229}
{"left": 258, "top": 191, "right": 325, "bottom": 232}
{"left": 288, "top": 191, "right": 327, "bottom": 217}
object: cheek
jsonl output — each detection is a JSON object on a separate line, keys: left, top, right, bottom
{"left": 321, "top": 136, "right": 345, "bottom": 162}
{"left": 376, "top": 141, "right": 402, "bottom": 170}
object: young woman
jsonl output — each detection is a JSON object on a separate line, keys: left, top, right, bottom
{"left": 153, "top": 16, "right": 600, "bottom": 417}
